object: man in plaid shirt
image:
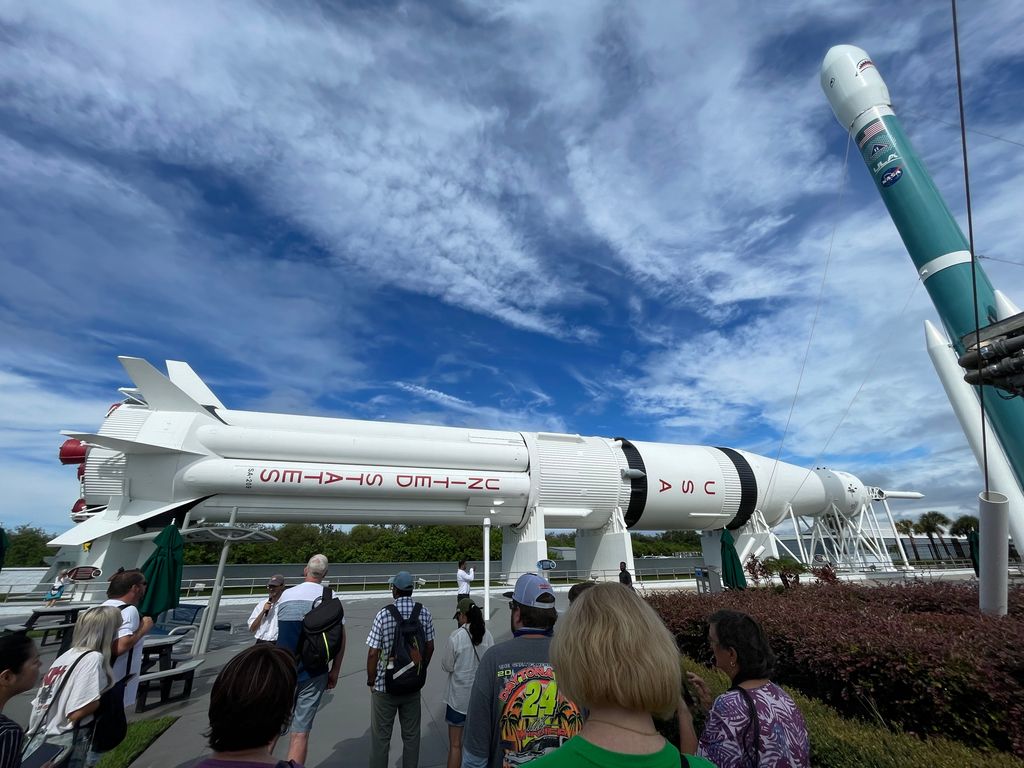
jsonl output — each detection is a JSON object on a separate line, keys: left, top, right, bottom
{"left": 366, "top": 570, "right": 435, "bottom": 768}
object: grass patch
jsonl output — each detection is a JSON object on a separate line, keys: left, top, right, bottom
{"left": 96, "top": 716, "right": 177, "bottom": 768}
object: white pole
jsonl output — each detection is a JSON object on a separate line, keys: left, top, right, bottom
{"left": 881, "top": 498, "right": 911, "bottom": 569}
{"left": 483, "top": 516, "right": 491, "bottom": 624}
{"left": 193, "top": 507, "right": 236, "bottom": 655}
{"left": 980, "top": 491, "right": 1009, "bottom": 616}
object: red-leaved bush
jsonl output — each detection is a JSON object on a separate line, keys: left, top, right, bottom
{"left": 647, "top": 582, "right": 1024, "bottom": 756}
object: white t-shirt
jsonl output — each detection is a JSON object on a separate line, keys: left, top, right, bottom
{"left": 28, "top": 649, "right": 107, "bottom": 738}
{"left": 440, "top": 624, "right": 494, "bottom": 714}
{"left": 248, "top": 598, "right": 280, "bottom": 642}
{"left": 457, "top": 568, "right": 475, "bottom": 596}
{"left": 102, "top": 599, "right": 143, "bottom": 707}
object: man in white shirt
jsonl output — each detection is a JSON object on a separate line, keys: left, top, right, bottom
{"left": 248, "top": 574, "right": 285, "bottom": 643}
{"left": 101, "top": 569, "right": 154, "bottom": 709}
{"left": 456, "top": 559, "right": 474, "bottom": 609}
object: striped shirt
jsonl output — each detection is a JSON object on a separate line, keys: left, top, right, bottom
{"left": 0, "top": 715, "right": 23, "bottom": 768}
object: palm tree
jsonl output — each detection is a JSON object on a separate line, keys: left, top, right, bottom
{"left": 895, "top": 520, "right": 920, "bottom": 561}
{"left": 916, "top": 511, "right": 952, "bottom": 560}
{"left": 948, "top": 515, "right": 979, "bottom": 559}
{"left": 949, "top": 515, "right": 979, "bottom": 536}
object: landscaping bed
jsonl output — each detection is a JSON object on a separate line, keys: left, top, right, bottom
{"left": 647, "top": 582, "right": 1024, "bottom": 758}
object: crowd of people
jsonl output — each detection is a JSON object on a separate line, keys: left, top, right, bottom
{"left": 0, "top": 556, "right": 809, "bottom": 768}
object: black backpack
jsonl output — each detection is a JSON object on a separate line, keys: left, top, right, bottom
{"left": 298, "top": 587, "right": 345, "bottom": 675}
{"left": 383, "top": 603, "right": 428, "bottom": 694}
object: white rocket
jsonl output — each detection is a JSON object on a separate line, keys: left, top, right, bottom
{"left": 55, "top": 357, "right": 873, "bottom": 576}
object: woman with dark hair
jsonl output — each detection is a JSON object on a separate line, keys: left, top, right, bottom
{"left": 0, "top": 633, "right": 41, "bottom": 767}
{"left": 685, "top": 610, "right": 809, "bottom": 768}
{"left": 194, "top": 644, "right": 298, "bottom": 768}
{"left": 440, "top": 598, "right": 493, "bottom": 768}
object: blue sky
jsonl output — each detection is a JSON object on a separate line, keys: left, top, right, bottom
{"left": 3, "top": 1, "right": 1024, "bottom": 534}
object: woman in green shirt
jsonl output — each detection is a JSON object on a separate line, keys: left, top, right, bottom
{"left": 530, "top": 582, "right": 715, "bottom": 768}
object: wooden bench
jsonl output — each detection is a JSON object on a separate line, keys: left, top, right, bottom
{"left": 135, "top": 659, "right": 205, "bottom": 713}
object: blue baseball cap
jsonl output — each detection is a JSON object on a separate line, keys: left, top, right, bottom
{"left": 389, "top": 571, "right": 415, "bottom": 590}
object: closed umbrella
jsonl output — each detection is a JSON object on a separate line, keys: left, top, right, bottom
{"left": 968, "top": 529, "right": 980, "bottom": 577}
{"left": 139, "top": 525, "right": 184, "bottom": 618}
{"left": 720, "top": 528, "right": 747, "bottom": 590}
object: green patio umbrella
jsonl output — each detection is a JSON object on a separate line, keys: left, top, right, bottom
{"left": 967, "top": 528, "right": 980, "bottom": 577}
{"left": 139, "top": 524, "right": 184, "bottom": 618}
{"left": 720, "top": 528, "right": 747, "bottom": 590}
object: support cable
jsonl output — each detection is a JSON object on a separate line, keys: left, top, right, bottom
{"left": 952, "top": 0, "right": 990, "bottom": 495}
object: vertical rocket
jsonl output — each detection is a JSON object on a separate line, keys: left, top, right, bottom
{"left": 821, "top": 47, "right": 1024, "bottom": 539}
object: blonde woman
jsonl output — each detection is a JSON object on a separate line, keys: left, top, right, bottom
{"left": 26, "top": 606, "right": 121, "bottom": 768}
{"left": 530, "top": 583, "right": 714, "bottom": 768}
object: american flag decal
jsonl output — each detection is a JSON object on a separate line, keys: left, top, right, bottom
{"left": 858, "top": 120, "right": 887, "bottom": 148}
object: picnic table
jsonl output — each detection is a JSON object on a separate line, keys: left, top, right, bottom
{"left": 4, "top": 603, "right": 101, "bottom": 655}
{"left": 142, "top": 633, "right": 186, "bottom": 673}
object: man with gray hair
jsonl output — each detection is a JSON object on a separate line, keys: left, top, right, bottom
{"left": 276, "top": 554, "right": 346, "bottom": 766}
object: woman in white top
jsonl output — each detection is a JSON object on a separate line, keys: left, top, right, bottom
{"left": 26, "top": 606, "right": 121, "bottom": 768}
{"left": 441, "top": 598, "right": 493, "bottom": 768}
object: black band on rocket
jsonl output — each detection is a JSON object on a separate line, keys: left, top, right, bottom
{"left": 715, "top": 447, "right": 757, "bottom": 530}
{"left": 616, "top": 438, "right": 647, "bottom": 529}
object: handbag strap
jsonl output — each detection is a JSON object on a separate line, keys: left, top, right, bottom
{"left": 23, "top": 651, "right": 94, "bottom": 750}
{"left": 464, "top": 625, "right": 481, "bottom": 662}
{"left": 730, "top": 685, "right": 761, "bottom": 765}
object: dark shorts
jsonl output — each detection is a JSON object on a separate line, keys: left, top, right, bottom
{"left": 445, "top": 705, "right": 467, "bottom": 726}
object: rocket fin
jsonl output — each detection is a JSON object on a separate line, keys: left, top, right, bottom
{"left": 166, "top": 360, "right": 226, "bottom": 410}
{"left": 49, "top": 496, "right": 206, "bottom": 546}
{"left": 60, "top": 431, "right": 204, "bottom": 456}
{"left": 118, "top": 357, "right": 210, "bottom": 415}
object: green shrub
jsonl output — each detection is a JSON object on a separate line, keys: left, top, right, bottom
{"left": 650, "top": 582, "right": 1024, "bottom": 755}
{"left": 682, "top": 658, "right": 1024, "bottom": 768}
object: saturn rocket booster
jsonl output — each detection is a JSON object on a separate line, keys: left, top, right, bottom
{"left": 54, "top": 357, "right": 870, "bottom": 575}
{"left": 821, "top": 45, "right": 1024, "bottom": 549}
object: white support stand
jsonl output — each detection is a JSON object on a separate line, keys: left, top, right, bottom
{"left": 574, "top": 507, "right": 634, "bottom": 580}
{"left": 980, "top": 491, "right": 1009, "bottom": 616}
{"left": 501, "top": 505, "right": 548, "bottom": 582}
{"left": 483, "top": 517, "right": 491, "bottom": 624}
{"left": 733, "top": 510, "right": 780, "bottom": 563}
{"left": 698, "top": 531, "right": 724, "bottom": 592}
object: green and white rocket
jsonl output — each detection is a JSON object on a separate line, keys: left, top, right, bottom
{"left": 821, "top": 45, "right": 1024, "bottom": 561}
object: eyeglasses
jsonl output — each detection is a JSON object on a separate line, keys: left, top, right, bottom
{"left": 267, "top": 585, "right": 283, "bottom": 590}
{"left": 508, "top": 600, "right": 518, "bottom": 610}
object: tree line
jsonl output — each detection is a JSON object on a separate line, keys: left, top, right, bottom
{"left": 0, "top": 523, "right": 700, "bottom": 567}
{"left": 894, "top": 512, "right": 980, "bottom": 561}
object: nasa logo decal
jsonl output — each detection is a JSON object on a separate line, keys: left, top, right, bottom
{"left": 881, "top": 166, "right": 903, "bottom": 187}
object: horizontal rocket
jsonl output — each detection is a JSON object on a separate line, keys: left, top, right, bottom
{"left": 53, "top": 357, "right": 873, "bottom": 546}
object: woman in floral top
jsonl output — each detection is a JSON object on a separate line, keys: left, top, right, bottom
{"left": 686, "top": 610, "right": 809, "bottom": 768}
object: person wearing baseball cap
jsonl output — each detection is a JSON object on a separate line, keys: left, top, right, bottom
{"left": 461, "top": 573, "right": 583, "bottom": 768}
{"left": 248, "top": 574, "right": 285, "bottom": 645}
{"left": 366, "top": 570, "right": 436, "bottom": 768}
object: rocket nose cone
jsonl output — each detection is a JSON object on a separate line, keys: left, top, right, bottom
{"left": 820, "top": 44, "right": 891, "bottom": 132}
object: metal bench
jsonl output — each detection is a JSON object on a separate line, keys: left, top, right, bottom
{"left": 135, "top": 658, "right": 205, "bottom": 713}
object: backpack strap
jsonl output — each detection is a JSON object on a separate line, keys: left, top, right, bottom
{"left": 411, "top": 603, "right": 422, "bottom": 622}
{"left": 116, "top": 603, "right": 137, "bottom": 678}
